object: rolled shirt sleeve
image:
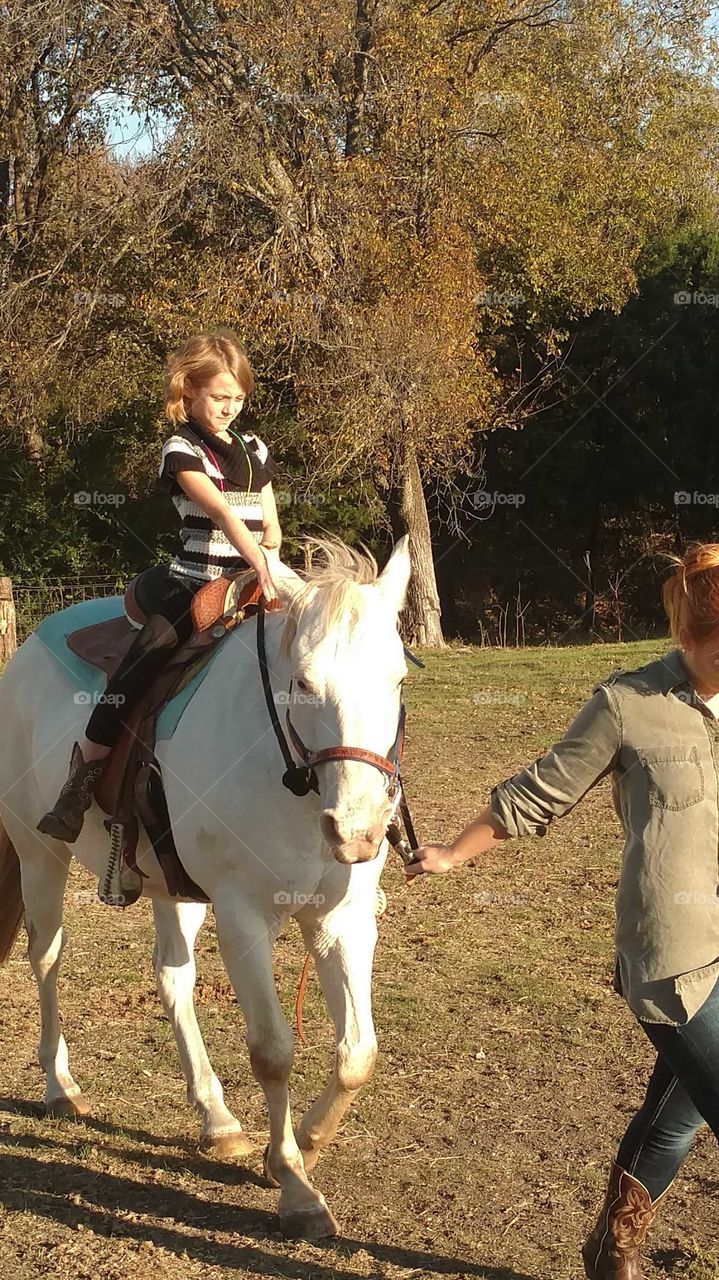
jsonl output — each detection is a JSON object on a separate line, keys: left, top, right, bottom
{"left": 489, "top": 685, "right": 621, "bottom": 838}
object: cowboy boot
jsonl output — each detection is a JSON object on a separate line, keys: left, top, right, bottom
{"left": 582, "top": 1161, "right": 672, "bottom": 1279}
{"left": 37, "top": 742, "right": 106, "bottom": 843}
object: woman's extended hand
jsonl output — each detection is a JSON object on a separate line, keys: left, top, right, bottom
{"left": 404, "top": 808, "right": 509, "bottom": 883}
{"left": 404, "top": 843, "right": 456, "bottom": 880}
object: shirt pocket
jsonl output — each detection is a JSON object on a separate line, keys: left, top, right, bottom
{"left": 637, "top": 745, "right": 705, "bottom": 811}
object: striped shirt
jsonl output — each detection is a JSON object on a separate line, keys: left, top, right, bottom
{"left": 158, "top": 421, "right": 277, "bottom": 582}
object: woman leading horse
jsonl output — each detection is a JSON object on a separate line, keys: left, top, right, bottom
{"left": 408, "top": 541, "right": 719, "bottom": 1279}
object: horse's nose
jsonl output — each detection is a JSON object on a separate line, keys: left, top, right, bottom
{"left": 320, "top": 810, "right": 387, "bottom": 845}
{"left": 320, "top": 810, "right": 352, "bottom": 845}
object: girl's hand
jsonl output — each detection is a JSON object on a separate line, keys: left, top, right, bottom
{"left": 405, "top": 843, "right": 455, "bottom": 880}
{"left": 254, "top": 551, "right": 278, "bottom": 603}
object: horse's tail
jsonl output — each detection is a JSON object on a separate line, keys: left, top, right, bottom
{"left": 0, "top": 821, "right": 24, "bottom": 964}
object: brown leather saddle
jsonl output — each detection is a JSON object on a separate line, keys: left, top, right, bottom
{"left": 66, "top": 569, "right": 283, "bottom": 902}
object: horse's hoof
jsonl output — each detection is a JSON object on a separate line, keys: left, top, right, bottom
{"left": 279, "top": 1200, "right": 339, "bottom": 1240}
{"left": 45, "top": 1094, "right": 92, "bottom": 1120}
{"left": 199, "top": 1130, "right": 255, "bottom": 1159}
{"left": 262, "top": 1142, "right": 281, "bottom": 1187}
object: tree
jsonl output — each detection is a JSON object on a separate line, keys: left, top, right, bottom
{"left": 1, "top": 0, "right": 717, "bottom": 647}
{"left": 134, "top": 0, "right": 717, "bottom": 641}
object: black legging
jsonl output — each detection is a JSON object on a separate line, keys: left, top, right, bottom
{"left": 85, "top": 566, "right": 203, "bottom": 748}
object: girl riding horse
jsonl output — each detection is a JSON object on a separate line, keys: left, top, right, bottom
{"left": 38, "top": 330, "right": 282, "bottom": 898}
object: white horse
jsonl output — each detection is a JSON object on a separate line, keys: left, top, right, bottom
{"left": 0, "top": 534, "right": 412, "bottom": 1239}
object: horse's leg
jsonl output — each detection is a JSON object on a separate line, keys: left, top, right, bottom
{"left": 17, "top": 833, "right": 91, "bottom": 1117}
{"left": 295, "top": 899, "right": 378, "bottom": 1172}
{"left": 213, "top": 902, "right": 338, "bottom": 1239}
{"left": 152, "top": 898, "right": 253, "bottom": 1157}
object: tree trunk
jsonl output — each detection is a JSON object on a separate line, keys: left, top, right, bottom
{"left": 582, "top": 490, "right": 601, "bottom": 633}
{"left": 0, "top": 578, "right": 17, "bottom": 664}
{"left": 388, "top": 443, "right": 445, "bottom": 647}
{"left": 344, "top": 0, "right": 375, "bottom": 158}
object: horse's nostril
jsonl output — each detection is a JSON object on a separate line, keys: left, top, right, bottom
{"left": 321, "top": 812, "right": 386, "bottom": 853}
{"left": 320, "top": 811, "right": 342, "bottom": 844}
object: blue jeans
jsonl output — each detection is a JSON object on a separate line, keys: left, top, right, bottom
{"left": 616, "top": 974, "right": 719, "bottom": 1200}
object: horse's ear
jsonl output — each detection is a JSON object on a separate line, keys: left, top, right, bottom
{"left": 376, "top": 535, "right": 411, "bottom": 614}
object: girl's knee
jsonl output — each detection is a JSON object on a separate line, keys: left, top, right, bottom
{"left": 143, "top": 614, "right": 180, "bottom": 650}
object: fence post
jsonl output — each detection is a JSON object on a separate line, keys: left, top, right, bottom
{"left": 0, "top": 577, "right": 17, "bottom": 663}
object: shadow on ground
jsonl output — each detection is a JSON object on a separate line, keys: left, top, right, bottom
{"left": 0, "top": 1096, "right": 536, "bottom": 1280}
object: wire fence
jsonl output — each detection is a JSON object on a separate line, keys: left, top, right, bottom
{"left": 13, "top": 578, "right": 127, "bottom": 643}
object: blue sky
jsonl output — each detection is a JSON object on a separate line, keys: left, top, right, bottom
{"left": 104, "top": 97, "right": 172, "bottom": 160}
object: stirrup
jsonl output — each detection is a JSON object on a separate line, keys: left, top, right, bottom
{"left": 98, "top": 822, "right": 143, "bottom": 907}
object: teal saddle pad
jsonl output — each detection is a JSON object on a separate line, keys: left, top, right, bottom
{"left": 34, "top": 595, "right": 219, "bottom": 741}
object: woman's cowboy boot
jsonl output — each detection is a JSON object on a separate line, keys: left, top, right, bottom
{"left": 582, "top": 1161, "right": 672, "bottom": 1279}
{"left": 36, "top": 743, "right": 106, "bottom": 843}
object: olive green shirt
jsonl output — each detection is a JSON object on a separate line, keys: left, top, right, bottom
{"left": 489, "top": 648, "right": 719, "bottom": 1026}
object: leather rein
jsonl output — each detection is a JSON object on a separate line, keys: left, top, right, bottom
{"left": 255, "top": 595, "right": 419, "bottom": 865}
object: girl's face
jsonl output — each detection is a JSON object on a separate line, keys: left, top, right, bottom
{"left": 186, "top": 371, "right": 247, "bottom": 433}
{"left": 680, "top": 626, "right": 719, "bottom": 695}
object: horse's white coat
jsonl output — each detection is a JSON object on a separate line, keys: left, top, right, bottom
{"left": 0, "top": 536, "right": 411, "bottom": 1237}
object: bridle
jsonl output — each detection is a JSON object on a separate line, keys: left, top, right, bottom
{"left": 255, "top": 595, "right": 419, "bottom": 863}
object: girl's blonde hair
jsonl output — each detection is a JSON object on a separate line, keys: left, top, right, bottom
{"left": 662, "top": 542, "right": 719, "bottom": 645}
{"left": 164, "top": 331, "right": 255, "bottom": 425}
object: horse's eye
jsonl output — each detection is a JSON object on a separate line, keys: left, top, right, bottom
{"left": 296, "top": 678, "right": 309, "bottom": 693}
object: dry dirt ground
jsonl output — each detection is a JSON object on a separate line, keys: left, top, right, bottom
{"left": 1, "top": 640, "right": 718, "bottom": 1280}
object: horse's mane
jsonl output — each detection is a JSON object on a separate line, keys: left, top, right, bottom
{"left": 278, "top": 535, "right": 379, "bottom": 656}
